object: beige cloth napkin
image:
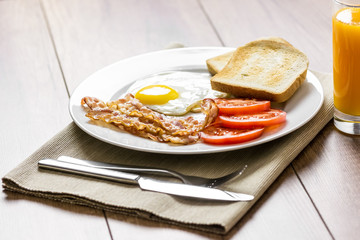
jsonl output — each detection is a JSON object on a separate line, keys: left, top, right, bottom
{"left": 2, "top": 71, "right": 333, "bottom": 234}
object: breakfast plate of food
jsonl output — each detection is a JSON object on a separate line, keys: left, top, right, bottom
{"left": 69, "top": 38, "right": 324, "bottom": 154}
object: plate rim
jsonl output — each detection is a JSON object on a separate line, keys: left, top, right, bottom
{"left": 69, "top": 47, "right": 324, "bottom": 155}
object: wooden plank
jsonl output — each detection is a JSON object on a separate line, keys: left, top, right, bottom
{"left": 0, "top": 0, "right": 109, "bottom": 239}
{"left": 41, "top": 0, "right": 333, "bottom": 239}
{"left": 293, "top": 123, "right": 360, "bottom": 239}
{"left": 226, "top": 166, "right": 331, "bottom": 239}
{"left": 41, "top": 0, "right": 222, "bottom": 92}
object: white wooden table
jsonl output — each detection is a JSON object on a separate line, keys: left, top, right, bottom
{"left": 1, "top": 0, "right": 359, "bottom": 239}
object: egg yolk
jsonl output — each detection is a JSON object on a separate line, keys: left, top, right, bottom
{"left": 134, "top": 85, "right": 179, "bottom": 105}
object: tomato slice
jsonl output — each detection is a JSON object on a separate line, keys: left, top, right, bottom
{"left": 200, "top": 125, "right": 264, "bottom": 145}
{"left": 214, "top": 98, "right": 270, "bottom": 115}
{"left": 219, "top": 109, "right": 286, "bottom": 128}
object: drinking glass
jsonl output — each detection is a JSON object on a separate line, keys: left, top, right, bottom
{"left": 333, "top": 0, "right": 360, "bottom": 134}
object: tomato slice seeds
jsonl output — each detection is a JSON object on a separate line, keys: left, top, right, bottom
{"left": 201, "top": 126, "right": 265, "bottom": 145}
{"left": 214, "top": 98, "right": 270, "bottom": 115}
{"left": 219, "top": 109, "right": 286, "bottom": 128}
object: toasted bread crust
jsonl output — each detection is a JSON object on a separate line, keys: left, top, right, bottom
{"left": 211, "top": 69, "right": 307, "bottom": 102}
{"left": 209, "top": 37, "right": 309, "bottom": 102}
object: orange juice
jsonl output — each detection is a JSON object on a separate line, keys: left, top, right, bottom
{"left": 333, "top": 7, "right": 360, "bottom": 116}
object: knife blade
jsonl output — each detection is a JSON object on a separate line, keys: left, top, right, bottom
{"left": 38, "top": 159, "right": 254, "bottom": 202}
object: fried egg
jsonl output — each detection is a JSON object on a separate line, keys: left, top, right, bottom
{"left": 126, "top": 71, "right": 229, "bottom": 115}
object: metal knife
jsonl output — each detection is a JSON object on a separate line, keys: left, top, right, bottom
{"left": 38, "top": 159, "right": 254, "bottom": 202}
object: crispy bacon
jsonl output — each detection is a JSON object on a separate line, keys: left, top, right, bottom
{"left": 81, "top": 94, "right": 218, "bottom": 144}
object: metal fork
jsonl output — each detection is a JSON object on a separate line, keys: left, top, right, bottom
{"left": 57, "top": 156, "right": 246, "bottom": 187}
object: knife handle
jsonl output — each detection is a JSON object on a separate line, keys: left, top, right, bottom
{"left": 38, "top": 159, "right": 140, "bottom": 184}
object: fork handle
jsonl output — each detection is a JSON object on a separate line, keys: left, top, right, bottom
{"left": 57, "top": 156, "right": 186, "bottom": 183}
{"left": 38, "top": 159, "right": 140, "bottom": 184}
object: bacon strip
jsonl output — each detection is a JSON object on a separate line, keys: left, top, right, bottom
{"left": 81, "top": 94, "right": 218, "bottom": 144}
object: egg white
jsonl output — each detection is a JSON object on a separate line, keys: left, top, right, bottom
{"left": 126, "top": 71, "right": 229, "bottom": 116}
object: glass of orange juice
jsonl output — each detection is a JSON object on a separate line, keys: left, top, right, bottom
{"left": 333, "top": 0, "right": 360, "bottom": 135}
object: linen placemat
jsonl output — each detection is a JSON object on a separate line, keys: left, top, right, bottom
{"left": 2, "top": 71, "right": 333, "bottom": 234}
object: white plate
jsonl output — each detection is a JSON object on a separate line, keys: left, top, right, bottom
{"left": 69, "top": 47, "right": 324, "bottom": 154}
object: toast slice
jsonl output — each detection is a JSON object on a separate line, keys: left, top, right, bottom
{"left": 210, "top": 38, "right": 309, "bottom": 102}
{"left": 206, "top": 37, "right": 292, "bottom": 75}
{"left": 206, "top": 51, "right": 234, "bottom": 75}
